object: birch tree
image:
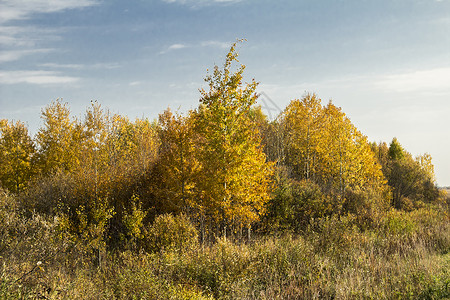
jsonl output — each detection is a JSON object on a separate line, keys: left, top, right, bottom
{"left": 193, "top": 42, "right": 273, "bottom": 235}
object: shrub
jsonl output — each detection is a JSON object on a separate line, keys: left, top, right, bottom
{"left": 0, "top": 188, "right": 17, "bottom": 254}
{"left": 145, "top": 213, "right": 198, "bottom": 253}
{"left": 343, "top": 186, "right": 389, "bottom": 229}
{"left": 265, "top": 178, "right": 331, "bottom": 232}
{"left": 122, "top": 195, "right": 147, "bottom": 241}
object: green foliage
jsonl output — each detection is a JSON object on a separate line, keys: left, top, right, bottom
{"left": 373, "top": 138, "right": 442, "bottom": 209}
{"left": 265, "top": 171, "right": 331, "bottom": 232}
{"left": 388, "top": 137, "right": 405, "bottom": 160}
{"left": 383, "top": 209, "right": 417, "bottom": 235}
{"left": 145, "top": 213, "right": 198, "bottom": 253}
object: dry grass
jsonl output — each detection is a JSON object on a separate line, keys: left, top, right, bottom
{"left": 1, "top": 189, "right": 449, "bottom": 299}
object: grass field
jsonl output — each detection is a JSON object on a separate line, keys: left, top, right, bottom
{"left": 1, "top": 196, "right": 449, "bottom": 299}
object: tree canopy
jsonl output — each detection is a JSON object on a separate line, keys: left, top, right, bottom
{"left": 0, "top": 43, "right": 443, "bottom": 246}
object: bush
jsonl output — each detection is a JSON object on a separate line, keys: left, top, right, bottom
{"left": 0, "top": 188, "right": 17, "bottom": 254}
{"left": 343, "top": 186, "right": 389, "bottom": 229}
{"left": 145, "top": 213, "right": 198, "bottom": 253}
{"left": 18, "top": 171, "right": 78, "bottom": 216}
{"left": 265, "top": 178, "right": 332, "bottom": 232}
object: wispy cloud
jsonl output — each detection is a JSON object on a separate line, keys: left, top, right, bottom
{"left": 168, "top": 43, "right": 187, "bottom": 50}
{"left": 0, "top": 26, "right": 60, "bottom": 50}
{"left": 0, "top": 26, "right": 35, "bottom": 47}
{"left": 0, "top": 0, "right": 99, "bottom": 24}
{"left": 129, "top": 81, "right": 143, "bottom": 86}
{"left": 39, "top": 62, "right": 121, "bottom": 70}
{"left": 159, "top": 43, "right": 188, "bottom": 54}
{"left": 162, "top": 0, "right": 242, "bottom": 5}
{"left": 201, "top": 40, "right": 230, "bottom": 49}
{"left": 160, "top": 40, "right": 230, "bottom": 54}
{"left": 0, "top": 48, "right": 53, "bottom": 63}
{"left": 376, "top": 67, "right": 450, "bottom": 93}
{"left": 0, "top": 0, "right": 99, "bottom": 72}
{"left": 0, "top": 70, "right": 79, "bottom": 85}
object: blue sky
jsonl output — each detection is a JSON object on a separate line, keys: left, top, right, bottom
{"left": 1, "top": 0, "right": 449, "bottom": 186}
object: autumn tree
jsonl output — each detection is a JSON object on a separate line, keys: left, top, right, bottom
{"left": 282, "top": 94, "right": 325, "bottom": 181}
{"left": 23, "top": 100, "right": 158, "bottom": 248}
{"left": 382, "top": 138, "right": 440, "bottom": 209}
{"left": 280, "top": 95, "right": 385, "bottom": 195}
{"left": 75, "top": 102, "right": 158, "bottom": 244}
{"left": 74, "top": 101, "right": 157, "bottom": 202}
{"left": 193, "top": 41, "right": 273, "bottom": 236}
{"left": 370, "top": 141, "right": 390, "bottom": 171}
{"left": 0, "top": 120, "right": 35, "bottom": 192}
{"left": 388, "top": 137, "right": 404, "bottom": 160}
{"left": 272, "top": 94, "right": 388, "bottom": 226}
{"left": 150, "top": 109, "right": 199, "bottom": 216}
{"left": 322, "top": 101, "right": 385, "bottom": 196}
{"left": 416, "top": 153, "right": 436, "bottom": 183}
{"left": 34, "top": 99, "right": 81, "bottom": 175}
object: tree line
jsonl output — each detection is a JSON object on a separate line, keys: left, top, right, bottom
{"left": 0, "top": 42, "right": 443, "bottom": 250}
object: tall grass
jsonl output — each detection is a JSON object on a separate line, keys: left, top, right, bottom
{"left": 1, "top": 188, "right": 449, "bottom": 299}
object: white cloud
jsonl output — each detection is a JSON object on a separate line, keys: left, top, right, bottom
{"left": 39, "top": 62, "right": 121, "bottom": 70}
{"left": 0, "top": 70, "right": 79, "bottom": 85}
{"left": 168, "top": 43, "right": 187, "bottom": 50}
{"left": 0, "top": 0, "right": 99, "bottom": 24}
{"left": 376, "top": 67, "right": 450, "bottom": 93}
{"left": 0, "top": 27, "right": 34, "bottom": 47}
{"left": 0, "top": 48, "right": 53, "bottom": 63}
{"left": 160, "top": 40, "right": 231, "bottom": 54}
{"left": 0, "top": 26, "right": 60, "bottom": 50}
{"left": 162, "top": 0, "right": 240, "bottom": 3}
{"left": 159, "top": 43, "right": 188, "bottom": 54}
{"left": 201, "top": 40, "right": 230, "bottom": 49}
{"left": 0, "top": 1, "right": 97, "bottom": 67}
{"left": 39, "top": 63, "right": 84, "bottom": 70}
{"left": 161, "top": 0, "right": 243, "bottom": 8}
{"left": 260, "top": 67, "right": 450, "bottom": 102}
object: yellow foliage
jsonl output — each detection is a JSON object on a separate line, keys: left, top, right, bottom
{"left": 193, "top": 41, "right": 274, "bottom": 231}
{"left": 0, "top": 120, "right": 35, "bottom": 192}
{"left": 280, "top": 94, "right": 386, "bottom": 200}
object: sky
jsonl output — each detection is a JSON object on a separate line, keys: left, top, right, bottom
{"left": 0, "top": 0, "right": 449, "bottom": 186}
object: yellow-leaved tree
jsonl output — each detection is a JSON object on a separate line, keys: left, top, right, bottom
{"left": 277, "top": 94, "right": 388, "bottom": 226}
{"left": 151, "top": 108, "right": 200, "bottom": 215}
{"left": 281, "top": 95, "right": 386, "bottom": 196}
{"left": 193, "top": 41, "right": 273, "bottom": 237}
{"left": 35, "top": 99, "right": 82, "bottom": 175}
{"left": 0, "top": 120, "right": 35, "bottom": 192}
{"left": 282, "top": 94, "right": 325, "bottom": 181}
{"left": 322, "top": 101, "right": 386, "bottom": 195}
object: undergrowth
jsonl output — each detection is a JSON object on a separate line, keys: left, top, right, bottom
{"left": 1, "top": 189, "right": 449, "bottom": 299}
